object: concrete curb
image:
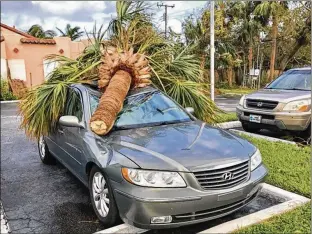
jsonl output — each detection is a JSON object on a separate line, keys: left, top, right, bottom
{"left": 94, "top": 183, "right": 309, "bottom": 234}
{"left": 94, "top": 224, "right": 146, "bottom": 234}
{"left": 0, "top": 100, "right": 20, "bottom": 104}
{"left": 1, "top": 201, "right": 10, "bottom": 234}
{"left": 215, "top": 121, "right": 241, "bottom": 129}
{"left": 198, "top": 183, "right": 310, "bottom": 233}
{"left": 229, "top": 129, "right": 296, "bottom": 145}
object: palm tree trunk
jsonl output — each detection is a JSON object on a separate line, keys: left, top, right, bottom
{"left": 248, "top": 46, "right": 253, "bottom": 72}
{"left": 90, "top": 70, "right": 131, "bottom": 135}
{"left": 227, "top": 67, "right": 233, "bottom": 87}
{"left": 269, "top": 15, "right": 278, "bottom": 81}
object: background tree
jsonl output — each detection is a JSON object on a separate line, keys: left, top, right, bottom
{"left": 27, "top": 24, "right": 57, "bottom": 38}
{"left": 56, "top": 24, "right": 84, "bottom": 41}
{"left": 254, "top": 1, "right": 288, "bottom": 81}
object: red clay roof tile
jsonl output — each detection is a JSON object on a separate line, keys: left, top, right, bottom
{"left": 0, "top": 23, "right": 35, "bottom": 38}
{"left": 20, "top": 38, "right": 56, "bottom": 45}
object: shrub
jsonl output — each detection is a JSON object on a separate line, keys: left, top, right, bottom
{"left": 1, "top": 79, "right": 17, "bottom": 101}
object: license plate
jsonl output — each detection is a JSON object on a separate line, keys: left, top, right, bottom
{"left": 249, "top": 114, "right": 262, "bottom": 123}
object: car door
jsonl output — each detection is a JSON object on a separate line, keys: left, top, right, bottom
{"left": 57, "top": 88, "right": 86, "bottom": 179}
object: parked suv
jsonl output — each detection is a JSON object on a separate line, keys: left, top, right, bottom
{"left": 237, "top": 67, "right": 311, "bottom": 137}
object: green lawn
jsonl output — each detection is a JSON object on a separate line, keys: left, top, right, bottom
{"left": 243, "top": 136, "right": 310, "bottom": 198}
{"left": 218, "top": 88, "right": 255, "bottom": 96}
{"left": 215, "top": 112, "right": 238, "bottom": 123}
{"left": 234, "top": 135, "right": 311, "bottom": 233}
{"left": 234, "top": 203, "right": 311, "bottom": 234}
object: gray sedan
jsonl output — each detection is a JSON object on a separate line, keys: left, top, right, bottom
{"left": 38, "top": 84, "right": 267, "bottom": 229}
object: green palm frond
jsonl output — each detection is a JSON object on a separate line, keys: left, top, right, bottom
{"left": 20, "top": 1, "right": 220, "bottom": 139}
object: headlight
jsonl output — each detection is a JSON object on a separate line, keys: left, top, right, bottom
{"left": 121, "top": 168, "right": 186, "bottom": 188}
{"left": 239, "top": 95, "right": 245, "bottom": 106}
{"left": 250, "top": 149, "right": 262, "bottom": 171}
{"left": 283, "top": 99, "right": 311, "bottom": 112}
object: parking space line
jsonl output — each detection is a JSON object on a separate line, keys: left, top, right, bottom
{"left": 0, "top": 201, "right": 11, "bottom": 234}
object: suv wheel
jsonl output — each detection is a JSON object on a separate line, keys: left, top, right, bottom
{"left": 242, "top": 123, "right": 261, "bottom": 133}
{"left": 89, "top": 166, "right": 119, "bottom": 226}
{"left": 38, "top": 136, "right": 55, "bottom": 164}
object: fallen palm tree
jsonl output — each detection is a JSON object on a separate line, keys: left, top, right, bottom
{"left": 19, "top": 1, "right": 220, "bottom": 139}
{"left": 90, "top": 47, "right": 151, "bottom": 135}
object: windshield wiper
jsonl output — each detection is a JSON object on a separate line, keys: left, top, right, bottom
{"left": 283, "top": 88, "right": 310, "bottom": 91}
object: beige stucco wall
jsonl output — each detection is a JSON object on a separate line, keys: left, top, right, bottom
{"left": 0, "top": 26, "right": 89, "bottom": 87}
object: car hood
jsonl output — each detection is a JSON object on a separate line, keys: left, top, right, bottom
{"left": 246, "top": 89, "right": 310, "bottom": 102}
{"left": 108, "top": 121, "right": 256, "bottom": 172}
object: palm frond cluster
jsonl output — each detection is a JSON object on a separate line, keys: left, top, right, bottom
{"left": 19, "top": 1, "right": 220, "bottom": 139}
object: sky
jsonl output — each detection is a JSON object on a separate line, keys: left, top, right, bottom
{"left": 1, "top": 1, "right": 208, "bottom": 38}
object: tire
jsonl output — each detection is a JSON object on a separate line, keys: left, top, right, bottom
{"left": 242, "top": 123, "right": 261, "bottom": 133}
{"left": 89, "top": 166, "right": 119, "bottom": 227}
{"left": 298, "top": 124, "right": 311, "bottom": 143}
{"left": 38, "top": 136, "right": 56, "bottom": 164}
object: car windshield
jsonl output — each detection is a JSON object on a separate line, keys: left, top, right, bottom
{"left": 89, "top": 91, "right": 191, "bottom": 130}
{"left": 266, "top": 69, "right": 311, "bottom": 91}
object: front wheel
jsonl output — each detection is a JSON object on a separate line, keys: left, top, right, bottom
{"left": 38, "top": 136, "right": 55, "bottom": 164}
{"left": 89, "top": 166, "right": 119, "bottom": 227}
{"left": 242, "top": 122, "right": 261, "bottom": 133}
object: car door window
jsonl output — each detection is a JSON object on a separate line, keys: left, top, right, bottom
{"left": 64, "top": 89, "right": 83, "bottom": 122}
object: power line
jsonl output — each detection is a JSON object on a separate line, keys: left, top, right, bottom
{"left": 157, "top": 2, "right": 175, "bottom": 39}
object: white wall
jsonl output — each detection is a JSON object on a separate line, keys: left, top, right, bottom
{"left": 0, "top": 58, "right": 7, "bottom": 79}
{"left": 8, "top": 59, "right": 27, "bottom": 81}
{"left": 43, "top": 59, "right": 58, "bottom": 80}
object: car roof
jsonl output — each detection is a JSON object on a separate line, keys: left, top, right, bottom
{"left": 73, "top": 83, "right": 158, "bottom": 97}
{"left": 287, "top": 67, "right": 311, "bottom": 71}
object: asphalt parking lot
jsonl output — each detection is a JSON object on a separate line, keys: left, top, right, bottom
{"left": 0, "top": 103, "right": 284, "bottom": 234}
{"left": 1, "top": 103, "right": 110, "bottom": 233}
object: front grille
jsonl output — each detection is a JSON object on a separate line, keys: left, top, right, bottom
{"left": 246, "top": 99, "right": 278, "bottom": 110}
{"left": 172, "top": 190, "right": 258, "bottom": 223}
{"left": 193, "top": 160, "right": 249, "bottom": 190}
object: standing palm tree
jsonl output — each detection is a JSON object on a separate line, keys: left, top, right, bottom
{"left": 56, "top": 24, "right": 84, "bottom": 41}
{"left": 254, "top": 1, "right": 288, "bottom": 81}
{"left": 27, "top": 24, "right": 57, "bottom": 38}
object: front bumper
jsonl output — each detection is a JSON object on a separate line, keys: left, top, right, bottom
{"left": 111, "top": 165, "right": 267, "bottom": 229}
{"left": 236, "top": 105, "right": 311, "bottom": 131}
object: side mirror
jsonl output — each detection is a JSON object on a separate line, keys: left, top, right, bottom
{"left": 185, "top": 107, "right": 195, "bottom": 115}
{"left": 59, "top": 116, "right": 84, "bottom": 128}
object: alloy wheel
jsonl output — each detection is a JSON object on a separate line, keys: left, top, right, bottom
{"left": 39, "top": 136, "right": 46, "bottom": 159}
{"left": 92, "top": 172, "right": 110, "bottom": 217}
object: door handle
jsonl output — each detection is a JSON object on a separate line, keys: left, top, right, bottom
{"left": 58, "top": 129, "right": 64, "bottom": 134}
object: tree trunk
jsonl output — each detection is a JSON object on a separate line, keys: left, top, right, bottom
{"left": 90, "top": 70, "right": 131, "bottom": 135}
{"left": 269, "top": 15, "right": 278, "bottom": 81}
{"left": 279, "top": 16, "right": 311, "bottom": 71}
{"left": 200, "top": 54, "right": 206, "bottom": 81}
{"left": 227, "top": 67, "right": 233, "bottom": 87}
{"left": 248, "top": 46, "right": 253, "bottom": 72}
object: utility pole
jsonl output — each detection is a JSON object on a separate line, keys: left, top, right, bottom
{"left": 210, "top": 0, "right": 215, "bottom": 101}
{"left": 157, "top": 2, "right": 175, "bottom": 39}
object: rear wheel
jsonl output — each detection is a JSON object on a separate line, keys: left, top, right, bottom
{"left": 89, "top": 166, "right": 119, "bottom": 226}
{"left": 38, "top": 136, "right": 55, "bottom": 164}
{"left": 242, "top": 122, "right": 261, "bottom": 133}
